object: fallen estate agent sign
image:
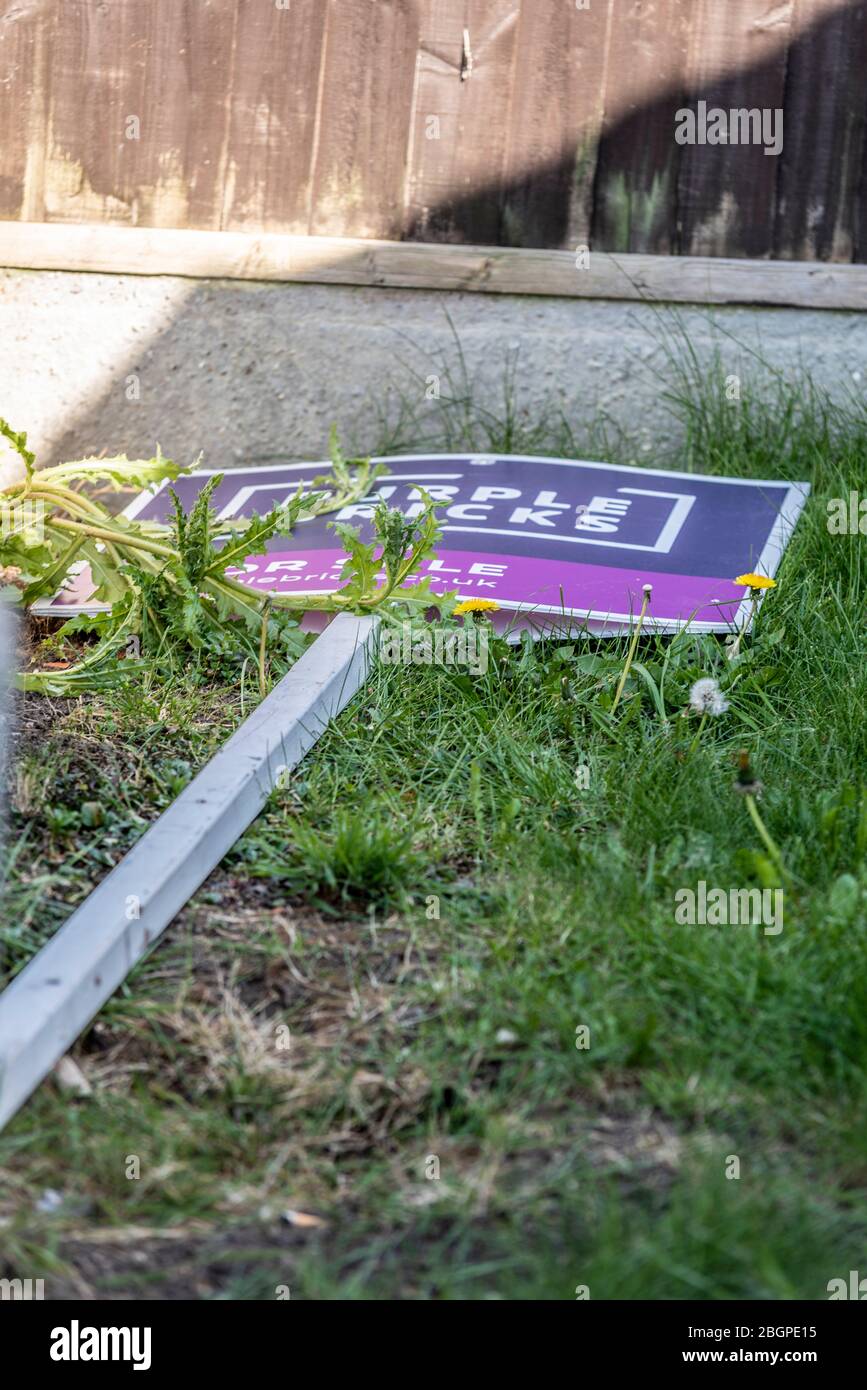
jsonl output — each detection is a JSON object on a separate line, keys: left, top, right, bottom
{"left": 38, "top": 454, "right": 809, "bottom": 632}
{"left": 2, "top": 455, "right": 808, "bottom": 1128}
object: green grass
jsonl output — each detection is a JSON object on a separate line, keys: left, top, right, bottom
{"left": 2, "top": 328, "right": 867, "bottom": 1299}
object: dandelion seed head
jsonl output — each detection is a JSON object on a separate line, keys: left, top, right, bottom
{"left": 689, "top": 677, "right": 729, "bottom": 716}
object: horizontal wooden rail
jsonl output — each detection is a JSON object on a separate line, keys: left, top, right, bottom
{"left": 0, "top": 221, "right": 865, "bottom": 310}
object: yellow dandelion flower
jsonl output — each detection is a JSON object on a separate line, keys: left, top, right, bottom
{"left": 453, "top": 598, "right": 501, "bottom": 615}
{"left": 734, "top": 573, "right": 776, "bottom": 590}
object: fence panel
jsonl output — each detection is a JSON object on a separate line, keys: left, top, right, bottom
{"left": 0, "top": 0, "right": 865, "bottom": 262}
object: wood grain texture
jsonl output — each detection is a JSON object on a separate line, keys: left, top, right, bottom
{"left": 2, "top": 219, "right": 866, "bottom": 308}
{"left": 42, "top": 0, "right": 196, "bottom": 225}
{"left": 0, "top": 1, "right": 52, "bottom": 220}
{"left": 591, "top": 0, "right": 692, "bottom": 255}
{"left": 677, "top": 0, "right": 793, "bottom": 258}
{"left": 501, "top": 0, "right": 612, "bottom": 251}
{"left": 212, "top": 0, "right": 328, "bottom": 233}
{"left": 404, "top": 0, "right": 519, "bottom": 245}
{"left": 775, "top": 0, "right": 867, "bottom": 261}
{"left": 2, "top": 0, "right": 867, "bottom": 263}
{"left": 310, "top": 0, "right": 418, "bottom": 239}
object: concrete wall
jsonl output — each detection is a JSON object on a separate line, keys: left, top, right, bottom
{"left": 1, "top": 267, "right": 865, "bottom": 484}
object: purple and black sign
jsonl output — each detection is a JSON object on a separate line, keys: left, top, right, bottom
{"left": 48, "top": 455, "right": 810, "bottom": 632}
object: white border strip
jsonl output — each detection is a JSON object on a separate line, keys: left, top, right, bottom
{"left": 122, "top": 451, "right": 814, "bottom": 492}
{"left": 1, "top": 222, "right": 866, "bottom": 309}
{"left": 0, "top": 613, "right": 377, "bottom": 1130}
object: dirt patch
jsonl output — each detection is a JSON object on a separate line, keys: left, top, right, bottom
{"left": 27, "top": 1222, "right": 323, "bottom": 1300}
{"left": 8, "top": 689, "right": 75, "bottom": 755}
{"left": 36, "top": 866, "right": 432, "bottom": 1128}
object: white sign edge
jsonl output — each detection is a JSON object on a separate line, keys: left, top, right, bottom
{"left": 0, "top": 612, "right": 378, "bottom": 1131}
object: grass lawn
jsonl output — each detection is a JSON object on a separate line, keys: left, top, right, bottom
{"left": 2, "top": 334, "right": 867, "bottom": 1299}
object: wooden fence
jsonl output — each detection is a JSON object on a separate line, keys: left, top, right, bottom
{"left": 1, "top": 0, "right": 866, "bottom": 262}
